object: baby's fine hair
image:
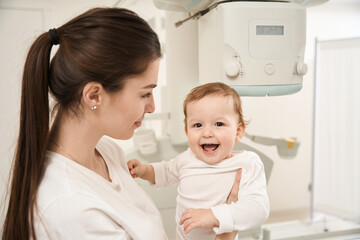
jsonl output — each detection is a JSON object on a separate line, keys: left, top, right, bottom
{"left": 183, "top": 82, "right": 246, "bottom": 126}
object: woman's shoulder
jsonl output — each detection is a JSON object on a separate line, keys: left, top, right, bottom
{"left": 37, "top": 158, "right": 115, "bottom": 223}
{"left": 39, "top": 190, "right": 106, "bottom": 216}
{"left": 34, "top": 190, "right": 125, "bottom": 239}
{"left": 37, "top": 153, "right": 99, "bottom": 212}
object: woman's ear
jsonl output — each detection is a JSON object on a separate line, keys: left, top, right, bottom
{"left": 82, "top": 82, "right": 103, "bottom": 110}
{"left": 235, "top": 123, "right": 246, "bottom": 142}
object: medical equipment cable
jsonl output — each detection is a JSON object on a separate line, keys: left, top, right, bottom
{"left": 175, "top": 0, "right": 233, "bottom": 27}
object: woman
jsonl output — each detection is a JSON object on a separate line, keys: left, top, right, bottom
{"left": 3, "top": 7, "right": 240, "bottom": 240}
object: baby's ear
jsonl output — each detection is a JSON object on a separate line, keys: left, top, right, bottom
{"left": 235, "top": 123, "right": 246, "bottom": 142}
{"left": 184, "top": 125, "right": 188, "bottom": 136}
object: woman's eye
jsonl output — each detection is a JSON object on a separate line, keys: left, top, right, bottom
{"left": 141, "top": 92, "right": 152, "bottom": 98}
{"left": 215, "top": 122, "right": 224, "bottom": 126}
{"left": 193, "top": 123, "right": 202, "bottom": 128}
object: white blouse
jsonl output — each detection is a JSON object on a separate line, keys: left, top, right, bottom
{"left": 34, "top": 136, "right": 168, "bottom": 240}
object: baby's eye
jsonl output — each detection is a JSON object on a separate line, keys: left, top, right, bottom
{"left": 215, "top": 122, "right": 224, "bottom": 127}
{"left": 141, "top": 92, "right": 152, "bottom": 98}
{"left": 193, "top": 123, "right": 202, "bottom": 128}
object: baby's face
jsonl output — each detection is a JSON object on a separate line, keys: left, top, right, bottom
{"left": 185, "top": 95, "right": 243, "bottom": 165}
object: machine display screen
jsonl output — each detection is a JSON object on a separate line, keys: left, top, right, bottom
{"left": 256, "top": 25, "right": 284, "bottom": 35}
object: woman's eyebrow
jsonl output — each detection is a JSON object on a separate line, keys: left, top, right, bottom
{"left": 142, "top": 84, "right": 157, "bottom": 89}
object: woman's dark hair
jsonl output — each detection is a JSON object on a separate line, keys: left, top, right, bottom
{"left": 2, "top": 7, "right": 161, "bottom": 240}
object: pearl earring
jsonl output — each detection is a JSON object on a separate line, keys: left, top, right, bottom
{"left": 90, "top": 106, "right": 97, "bottom": 110}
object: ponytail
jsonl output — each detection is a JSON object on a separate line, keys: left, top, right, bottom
{"left": 3, "top": 32, "right": 53, "bottom": 240}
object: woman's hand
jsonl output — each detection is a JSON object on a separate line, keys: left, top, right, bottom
{"left": 227, "top": 168, "right": 242, "bottom": 204}
{"left": 215, "top": 168, "right": 242, "bottom": 240}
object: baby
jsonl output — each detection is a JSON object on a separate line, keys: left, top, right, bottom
{"left": 128, "top": 82, "right": 270, "bottom": 240}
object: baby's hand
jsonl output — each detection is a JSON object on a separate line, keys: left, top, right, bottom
{"left": 179, "top": 208, "right": 219, "bottom": 234}
{"left": 127, "top": 159, "right": 146, "bottom": 178}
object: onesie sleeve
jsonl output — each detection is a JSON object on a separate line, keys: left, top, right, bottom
{"left": 37, "top": 193, "right": 132, "bottom": 240}
{"left": 151, "top": 157, "right": 180, "bottom": 188}
{"left": 211, "top": 153, "right": 270, "bottom": 234}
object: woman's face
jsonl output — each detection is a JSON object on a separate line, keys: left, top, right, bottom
{"left": 101, "top": 59, "right": 159, "bottom": 140}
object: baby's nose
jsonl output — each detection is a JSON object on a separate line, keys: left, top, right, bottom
{"left": 202, "top": 126, "right": 214, "bottom": 138}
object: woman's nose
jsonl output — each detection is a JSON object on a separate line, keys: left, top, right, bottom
{"left": 145, "top": 98, "right": 155, "bottom": 114}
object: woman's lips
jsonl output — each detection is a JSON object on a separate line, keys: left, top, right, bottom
{"left": 134, "top": 121, "right": 142, "bottom": 128}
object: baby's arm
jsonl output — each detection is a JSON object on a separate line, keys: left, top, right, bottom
{"left": 127, "top": 159, "right": 155, "bottom": 184}
{"left": 128, "top": 157, "right": 180, "bottom": 187}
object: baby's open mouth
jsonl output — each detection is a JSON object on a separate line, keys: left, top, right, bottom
{"left": 201, "top": 144, "right": 219, "bottom": 152}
